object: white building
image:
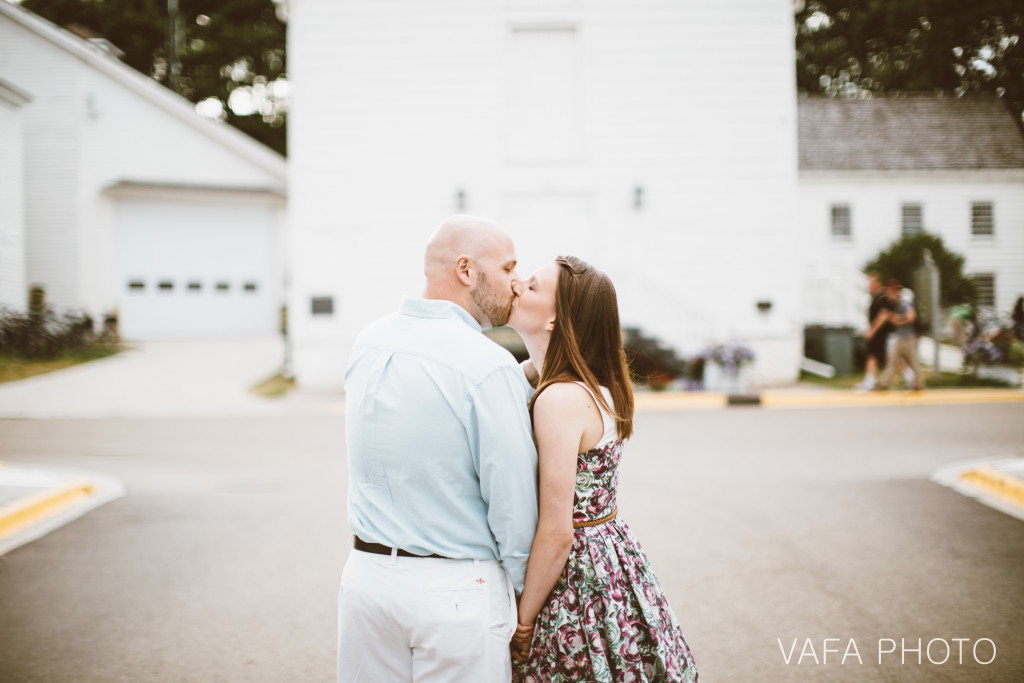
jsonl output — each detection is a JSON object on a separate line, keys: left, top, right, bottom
{"left": 0, "top": 76, "right": 30, "bottom": 310}
{"left": 799, "top": 95, "right": 1024, "bottom": 328}
{"left": 288, "top": 0, "right": 803, "bottom": 390}
{"left": 0, "top": 1, "right": 287, "bottom": 338}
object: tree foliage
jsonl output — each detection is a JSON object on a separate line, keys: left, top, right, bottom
{"left": 864, "top": 232, "right": 976, "bottom": 308}
{"left": 21, "top": 0, "right": 287, "bottom": 155}
{"left": 796, "top": 1, "right": 1024, "bottom": 128}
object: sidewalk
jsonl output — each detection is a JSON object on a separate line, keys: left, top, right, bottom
{"left": 0, "top": 338, "right": 339, "bottom": 418}
{"left": 0, "top": 462, "right": 124, "bottom": 556}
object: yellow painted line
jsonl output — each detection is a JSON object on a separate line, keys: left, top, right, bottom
{"left": 959, "top": 467, "right": 1024, "bottom": 509}
{"left": 633, "top": 389, "right": 1024, "bottom": 410}
{"left": 0, "top": 481, "right": 96, "bottom": 540}
{"left": 634, "top": 392, "right": 727, "bottom": 410}
{"left": 762, "top": 389, "right": 1024, "bottom": 409}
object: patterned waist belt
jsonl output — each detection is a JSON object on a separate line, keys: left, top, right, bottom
{"left": 573, "top": 506, "right": 618, "bottom": 529}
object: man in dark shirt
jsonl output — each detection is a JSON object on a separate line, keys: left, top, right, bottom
{"left": 877, "top": 278, "right": 925, "bottom": 391}
{"left": 856, "top": 271, "right": 893, "bottom": 392}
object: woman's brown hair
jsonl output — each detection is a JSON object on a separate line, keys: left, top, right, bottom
{"left": 529, "top": 256, "right": 634, "bottom": 440}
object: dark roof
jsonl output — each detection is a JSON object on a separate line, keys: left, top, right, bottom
{"left": 798, "top": 94, "right": 1024, "bottom": 171}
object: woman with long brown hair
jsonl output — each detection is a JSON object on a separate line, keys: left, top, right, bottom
{"left": 507, "top": 256, "right": 698, "bottom": 682}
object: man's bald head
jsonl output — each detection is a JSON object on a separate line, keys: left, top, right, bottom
{"left": 425, "top": 215, "right": 510, "bottom": 278}
{"left": 422, "top": 215, "right": 519, "bottom": 328}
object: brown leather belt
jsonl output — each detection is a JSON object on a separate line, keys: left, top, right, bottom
{"left": 353, "top": 536, "right": 449, "bottom": 559}
{"left": 573, "top": 507, "right": 618, "bottom": 529}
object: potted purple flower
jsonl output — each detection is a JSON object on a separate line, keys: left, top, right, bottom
{"left": 701, "top": 342, "right": 756, "bottom": 393}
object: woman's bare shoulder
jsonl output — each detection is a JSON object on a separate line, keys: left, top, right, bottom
{"left": 533, "top": 381, "right": 594, "bottom": 414}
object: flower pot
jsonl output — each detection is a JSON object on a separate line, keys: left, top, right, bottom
{"left": 703, "top": 362, "right": 751, "bottom": 393}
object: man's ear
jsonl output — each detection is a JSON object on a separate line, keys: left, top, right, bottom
{"left": 455, "top": 255, "right": 473, "bottom": 286}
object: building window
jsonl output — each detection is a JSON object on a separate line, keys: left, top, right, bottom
{"left": 187, "top": 281, "right": 202, "bottom": 292}
{"left": 972, "top": 273, "right": 996, "bottom": 307}
{"left": 127, "top": 280, "right": 145, "bottom": 292}
{"left": 902, "top": 203, "right": 922, "bottom": 235}
{"left": 830, "top": 204, "right": 851, "bottom": 238}
{"left": 971, "top": 202, "right": 994, "bottom": 236}
{"left": 311, "top": 296, "right": 334, "bottom": 316}
{"left": 215, "top": 282, "right": 230, "bottom": 293}
{"left": 157, "top": 281, "right": 174, "bottom": 292}
{"left": 243, "top": 282, "right": 258, "bottom": 293}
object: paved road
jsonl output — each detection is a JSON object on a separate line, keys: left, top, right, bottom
{"left": 0, "top": 404, "right": 1022, "bottom": 682}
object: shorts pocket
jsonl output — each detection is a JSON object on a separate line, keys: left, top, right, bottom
{"left": 423, "top": 588, "right": 484, "bottom": 623}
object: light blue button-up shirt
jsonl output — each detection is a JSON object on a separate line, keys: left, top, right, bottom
{"left": 345, "top": 297, "right": 539, "bottom": 591}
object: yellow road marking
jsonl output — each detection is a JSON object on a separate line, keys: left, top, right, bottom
{"left": 959, "top": 468, "right": 1024, "bottom": 509}
{"left": 633, "top": 389, "right": 1024, "bottom": 410}
{"left": 0, "top": 481, "right": 96, "bottom": 540}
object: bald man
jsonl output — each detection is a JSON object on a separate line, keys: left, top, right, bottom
{"left": 339, "top": 215, "right": 539, "bottom": 682}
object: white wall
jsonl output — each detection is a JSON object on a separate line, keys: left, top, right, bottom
{"left": 0, "top": 5, "right": 287, "bottom": 326}
{"left": 0, "top": 81, "right": 29, "bottom": 309}
{"left": 800, "top": 172, "right": 1024, "bottom": 329}
{"left": 289, "top": 0, "right": 803, "bottom": 389}
{"left": 0, "top": 17, "right": 80, "bottom": 311}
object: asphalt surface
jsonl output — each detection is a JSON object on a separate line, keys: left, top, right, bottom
{"left": 0, "top": 404, "right": 1022, "bottom": 682}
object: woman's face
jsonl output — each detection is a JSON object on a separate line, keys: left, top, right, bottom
{"left": 508, "top": 261, "right": 559, "bottom": 338}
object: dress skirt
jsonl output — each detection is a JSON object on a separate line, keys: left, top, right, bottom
{"left": 513, "top": 517, "right": 699, "bottom": 683}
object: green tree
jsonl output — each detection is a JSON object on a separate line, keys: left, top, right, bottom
{"left": 796, "top": 1, "right": 1024, "bottom": 129}
{"left": 21, "top": 0, "right": 287, "bottom": 155}
{"left": 864, "top": 232, "right": 977, "bottom": 308}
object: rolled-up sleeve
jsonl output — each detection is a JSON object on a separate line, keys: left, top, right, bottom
{"left": 469, "top": 365, "right": 539, "bottom": 593}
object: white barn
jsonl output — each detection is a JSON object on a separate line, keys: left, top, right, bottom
{"left": 288, "top": 0, "right": 803, "bottom": 390}
{"left": 0, "top": 1, "right": 287, "bottom": 339}
{"left": 799, "top": 95, "right": 1024, "bottom": 328}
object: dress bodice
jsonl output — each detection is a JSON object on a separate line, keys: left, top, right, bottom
{"left": 573, "top": 438, "right": 622, "bottom": 524}
{"left": 571, "top": 382, "right": 622, "bottom": 524}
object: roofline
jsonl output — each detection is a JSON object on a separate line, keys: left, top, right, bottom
{"left": 0, "top": 76, "right": 32, "bottom": 107}
{"left": 800, "top": 169, "right": 1024, "bottom": 181}
{"left": 0, "top": 1, "right": 286, "bottom": 181}
{"left": 103, "top": 180, "right": 286, "bottom": 202}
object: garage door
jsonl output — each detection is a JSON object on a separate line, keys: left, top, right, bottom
{"left": 116, "top": 197, "right": 279, "bottom": 339}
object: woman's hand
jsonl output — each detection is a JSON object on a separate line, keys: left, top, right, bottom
{"left": 510, "top": 622, "right": 534, "bottom": 662}
{"left": 522, "top": 359, "right": 540, "bottom": 388}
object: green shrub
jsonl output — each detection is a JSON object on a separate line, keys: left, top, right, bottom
{"left": 0, "top": 307, "right": 118, "bottom": 360}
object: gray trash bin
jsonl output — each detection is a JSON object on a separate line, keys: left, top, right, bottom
{"left": 804, "top": 325, "right": 855, "bottom": 375}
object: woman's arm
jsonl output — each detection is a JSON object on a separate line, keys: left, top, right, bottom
{"left": 513, "top": 383, "right": 598, "bottom": 646}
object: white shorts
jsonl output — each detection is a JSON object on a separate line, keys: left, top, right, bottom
{"left": 337, "top": 549, "right": 517, "bottom": 683}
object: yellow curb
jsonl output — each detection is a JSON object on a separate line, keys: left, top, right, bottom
{"left": 761, "top": 389, "right": 1024, "bottom": 409}
{"left": 633, "top": 389, "right": 1024, "bottom": 410}
{"left": 634, "top": 392, "right": 728, "bottom": 410}
{"left": 959, "top": 467, "right": 1024, "bottom": 509}
{"left": 0, "top": 481, "right": 96, "bottom": 541}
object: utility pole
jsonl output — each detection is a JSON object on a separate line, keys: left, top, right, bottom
{"left": 166, "top": 0, "right": 183, "bottom": 93}
{"left": 922, "top": 249, "right": 941, "bottom": 379}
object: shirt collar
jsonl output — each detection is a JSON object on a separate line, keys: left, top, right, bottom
{"left": 399, "top": 297, "right": 483, "bottom": 332}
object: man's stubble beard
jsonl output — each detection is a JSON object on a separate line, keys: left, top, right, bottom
{"left": 472, "top": 271, "right": 514, "bottom": 328}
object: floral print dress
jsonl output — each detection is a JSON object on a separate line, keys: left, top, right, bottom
{"left": 513, "top": 385, "right": 698, "bottom": 683}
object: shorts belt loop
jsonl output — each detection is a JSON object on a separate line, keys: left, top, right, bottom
{"left": 473, "top": 559, "right": 480, "bottom": 567}
{"left": 389, "top": 546, "right": 398, "bottom": 566}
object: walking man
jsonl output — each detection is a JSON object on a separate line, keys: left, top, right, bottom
{"left": 338, "top": 215, "right": 539, "bottom": 682}
{"left": 877, "top": 278, "right": 925, "bottom": 391}
{"left": 856, "top": 271, "right": 893, "bottom": 392}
